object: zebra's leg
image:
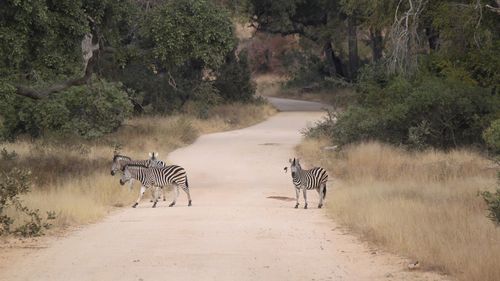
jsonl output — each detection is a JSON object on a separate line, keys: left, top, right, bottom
{"left": 303, "top": 188, "right": 308, "bottom": 209}
{"left": 181, "top": 185, "right": 192, "bottom": 206}
{"left": 162, "top": 187, "right": 166, "bottom": 201}
{"left": 132, "top": 185, "right": 147, "bottom": 208}
{"left": 294, "top": 187, "right": 300, "bottom": 208}
{"left": 152, "top": 186, "right": 159, "bottom": 208}
{"left": 318, "top": 185, "right": 324, "bottom": 209}
{"left": 150, "top": 188, "right": 155, "bottom": 202}
{"left": 169, "top": 185, "right": 179, "bottom": 207}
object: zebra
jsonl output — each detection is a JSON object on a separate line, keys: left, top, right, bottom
{"left": 110, "top": 153, "right": 167, "bottom": 201}
{"left": 285, "top": 158, "right": 328, "bottom": 209}
{"left": 120, "top": 163, "right": 192, "bottom": 208}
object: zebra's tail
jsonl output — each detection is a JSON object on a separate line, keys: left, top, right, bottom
{"left": 323, "top": 184, "right": 327, "bottom": 199}
{"left": 185, "top": 175, "right": 189, "bottom": 188}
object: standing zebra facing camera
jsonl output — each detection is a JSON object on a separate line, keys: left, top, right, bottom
{"left": 120, "top": 163, "right": 192, "bottom": 208}
{"left": 285, "top": 158, "right": 328, "bottom": 209}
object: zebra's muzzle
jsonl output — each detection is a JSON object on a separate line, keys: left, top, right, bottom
{"left": 119, "top": 179, "right": 125, "bottom": 185}
{"left": 291, "top": 172, "right": 296, "bottom": 178}
{"left": 111, "top": 170, "right": 115, "bottom": 176}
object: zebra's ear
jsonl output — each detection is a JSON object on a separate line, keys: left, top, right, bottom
{"left": 154, "top": 152, "right": 159, "bottom": 158}
{"left": 296, "top": 158, "right": 300, "bottom": 164}
{"left": 148, "top": 152, "right": 153, "bottom": 158}
{"left": 289, "top": 158, "right": 292, "bottom": 164}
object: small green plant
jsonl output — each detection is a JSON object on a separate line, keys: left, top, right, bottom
{"left": 1, "top": 148, "right": 17, "bottom": 160}
{"left": 480, "top": 172, "right": 500, "bottom": 226}
{"left": 0, "top": 165, "right": 53, "bottom": 237}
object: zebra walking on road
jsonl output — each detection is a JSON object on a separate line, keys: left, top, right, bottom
{"left": 120, "top": 163, "right": 192, "bottom": 208}
{"left": 110, "top": 153, "right": 167, "bottom": 201}
{"left": 285, "top": 158, "right": 328, "bottom": 209}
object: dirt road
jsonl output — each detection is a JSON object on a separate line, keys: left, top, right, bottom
{"left": 0, "top": 99, "right": 447, "bottom": 281}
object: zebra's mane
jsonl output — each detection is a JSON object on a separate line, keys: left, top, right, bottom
{"left": 122, "top": 163, "right": 149, "bottom": 171}
{"left": 113, "top": 154, "right": 132, "bottom": 162}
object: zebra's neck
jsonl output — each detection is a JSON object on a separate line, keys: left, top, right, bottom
{"left": 127, "top": 166, "right": 147, "bottom": 182}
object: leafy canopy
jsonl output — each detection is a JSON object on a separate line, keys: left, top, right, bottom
{"left": 146, "top": 0, "right": 236, "bottom": 69}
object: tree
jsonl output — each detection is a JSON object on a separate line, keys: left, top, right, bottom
{"left": 145, "top": 0, "right": 236, "bottom": 71}
{"left": 0, "top": 0, "right": 137, "bottom": 100}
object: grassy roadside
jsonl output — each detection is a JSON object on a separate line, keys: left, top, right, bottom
{"left": 1, "top": 102, "right": 276, "bottom": 232}
{"left": 297, "top": 137, "right": 500, "bottom": 281}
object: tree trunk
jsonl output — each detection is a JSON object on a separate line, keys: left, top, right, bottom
{"left": 347, "top": 16, "right": 359, "bottom": 80}
{"left": 369, "top": 28, "right": 383, "bottom": 62}
{"left": 425, "top": 27, "right": 440, "bottom": 51}
{"left": 323, "top": 41, "right": 345, "bottom": 78}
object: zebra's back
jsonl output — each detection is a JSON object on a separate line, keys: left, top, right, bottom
{"left": 295, "top": 167, "right": 328, "bottom": 190}
{"left": 149, "top": 165, "right": 187, "bottom": 186}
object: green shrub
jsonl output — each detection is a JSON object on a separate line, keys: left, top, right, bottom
{"left": 214, "top": 51, "right": 255, "bottom": 103}
{"left": 0, "top": 162, "right": 52, "bottom": 237}
{"left": 324, "top": 67, "right": 499, "bottom": 149}
{"left": 480, "top": 173, "right": 500, "bottom": 226}
{"left": 483, "top": 119, "right": 500, "bottom": 154}
{"left": 0, "top": 79, "right": 132, "bottom": 139}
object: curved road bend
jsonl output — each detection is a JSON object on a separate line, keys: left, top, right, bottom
{"left": 0, "top": 98, "right": 447, "bottom": 281}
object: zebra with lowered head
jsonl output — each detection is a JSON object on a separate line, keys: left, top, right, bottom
{"left": 285, "top": 158, "right": 328, "bottom": 209}
{"left": 110, "top": 153, "right": 167, "bottom": 201}
{"left": 120, "top": 163, "right": 192, "bottom": 208}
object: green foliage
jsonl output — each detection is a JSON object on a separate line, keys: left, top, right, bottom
{"left": 146, "top": 0, "right": 236, "bottom": 69}
{"left": 214, "top": 51, "right": 256, "bottom": 103}
{"left": 0, "top": 156, "right": 52, "bottom": 237}
{"left": 480, "top": 175, "right": 500, "bottom": 226}
{"left": 0, "top": 0, "right": 87, "bottom": 80}
{"left": 316, "top": 65, "right": 499, "bottom": 149}
{"left": 483, "top": 119, "right": 500, "bottom": 154}
{"left": 1, "top": 79, "right": 132, "bottom": 139}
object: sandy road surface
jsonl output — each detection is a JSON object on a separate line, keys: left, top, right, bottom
{"left": 0, "top": 99, "right": 447, "bottom": 281}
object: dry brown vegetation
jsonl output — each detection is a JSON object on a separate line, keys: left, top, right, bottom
{"left": 1, "top": 103, "right": 276, "bottom": 231}
{"left": 297, "top": 138, "right": 500, "bottom": 281}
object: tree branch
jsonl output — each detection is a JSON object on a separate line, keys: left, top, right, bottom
{"left": 14, "top": 20, "right": 101, "bottom": 100}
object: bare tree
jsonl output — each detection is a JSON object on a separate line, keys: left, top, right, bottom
{"left": 387, "top": 0, "right": 427, "bottom": 76}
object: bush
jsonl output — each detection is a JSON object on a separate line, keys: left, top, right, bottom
{"left": 0, "top": 159, "right": 52, "bottom": 237}
{"left": 0, "top": 79, "right": 132, "bottom": 139}
{"left": 325, "top": 66, "right": 499, "bottom": 149}
{"left": 483, "top": 119, "right": 500, "bottom": 154}
{"left": 480, "top": 188, "right": 500, "bottom": 226}
{"left": 214, "top": 51, "right": 255, "bottom": 103}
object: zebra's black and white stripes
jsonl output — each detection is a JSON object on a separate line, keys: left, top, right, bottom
{"left": 111, "top": 153, "right": 168, "bottom": 201}
{"left": 120, "top": 163, "right": 192, "bottom": 208}
{"left": 287, "top": 158, "right": 328, "bottom": 209}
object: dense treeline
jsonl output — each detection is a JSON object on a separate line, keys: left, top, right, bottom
{"left": 0, "top": 0, "right": 255, "bottom": 140}
{"left": 248, "top": 0, "right": 500, "bottom": 150}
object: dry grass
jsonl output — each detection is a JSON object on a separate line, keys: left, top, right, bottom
{"left": 1, "top": 102, "right": 276, "bottom": 231}
{"left": 297, "top": 138, "right": 500, "bottom": 281}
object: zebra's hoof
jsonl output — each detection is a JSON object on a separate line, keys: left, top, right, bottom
{"left": 188, "top": 200, "right": 192, "bottom": 206}
{"left": 168, "top": 202, "right": 175, "bottom": 207}
{"left": 294, "top": 204, "right": 299, "bottom": 209}
{"left": 149, "top": 199, "right": 153, "bottom": 202}
{"left": 304, "top": 204, "right": 308, "bottom": 209}
{"left": 318, "top": 204, "right": 323, "bottom": 209}
{"left": 132, "top": 203, "right": 138, "bottom": 208}
{"left": 152, "top": 203, "right": 157, "bottom": 208}
{"left": 163, "top": 198, "right": 166, "bottom": 201}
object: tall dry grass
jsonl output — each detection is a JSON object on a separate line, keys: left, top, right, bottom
{"left": 297, "top": 138, "right": 500, "bottom": 281}
{"left": 1, "top": 103, "right": 276, "bottom": 231}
